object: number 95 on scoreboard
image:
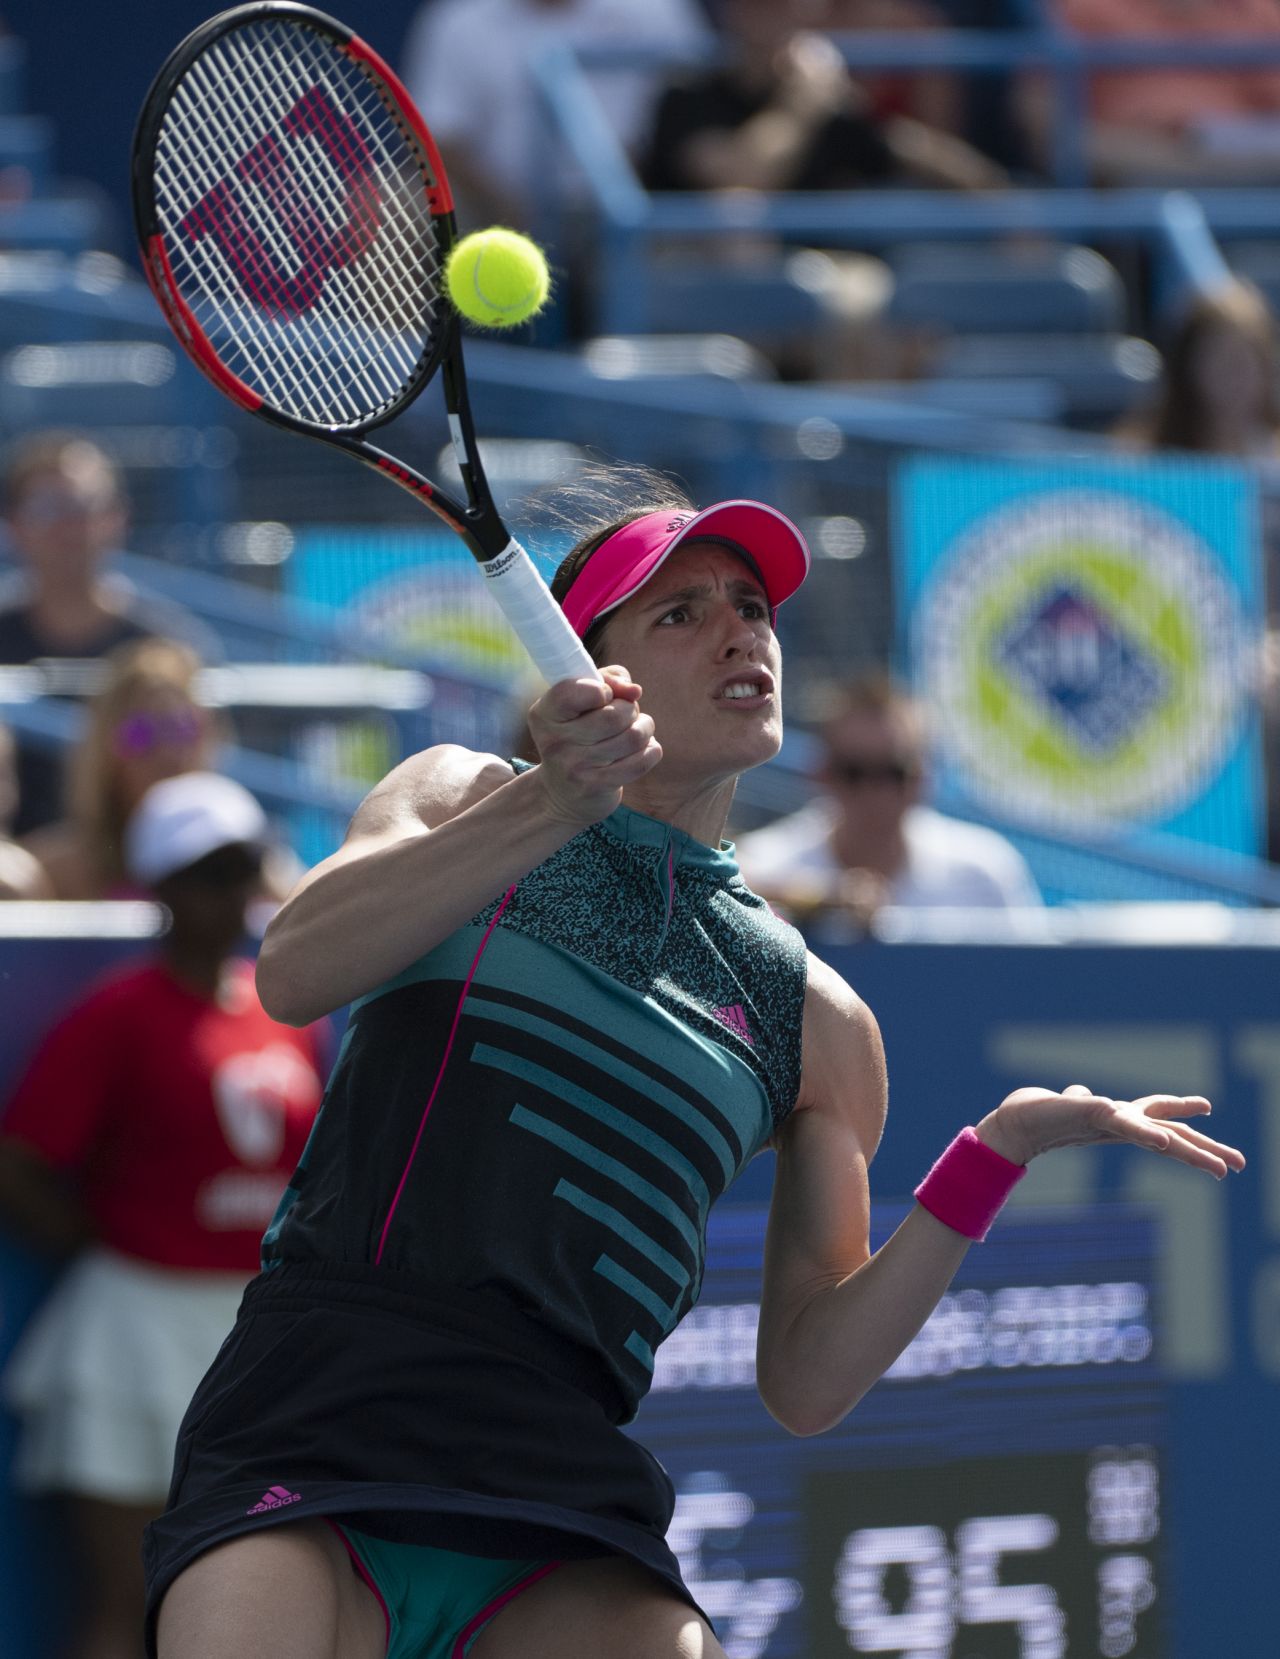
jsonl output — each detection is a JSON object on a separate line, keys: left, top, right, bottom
{"left": 629, "top": 1203, "right": 1165, "bottom": 1659}
{"left": 808, "top": 1448, "right": 1159, "bottom": 1659}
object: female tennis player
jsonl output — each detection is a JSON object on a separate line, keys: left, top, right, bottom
{"left": 144, "top": 480, "right": 1245, "bottom": 1659}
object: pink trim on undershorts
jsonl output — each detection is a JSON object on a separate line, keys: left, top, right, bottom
{"left": 324, "top": 1519, "right": 392, "bottom": 1652}
{"left": 374, "top": 884, "right": 517, "bottom": 1265}
{"left": 452, "top": 1560, "right": 565, "bottom": 1658}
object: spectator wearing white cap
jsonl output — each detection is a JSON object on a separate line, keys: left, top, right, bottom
{"left": 0, "top": 770, "right": 328, "bottom": 1659}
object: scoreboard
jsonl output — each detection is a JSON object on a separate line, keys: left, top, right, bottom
{"left": 627, "top": 1204, "right": 1164, "bottom": 1659}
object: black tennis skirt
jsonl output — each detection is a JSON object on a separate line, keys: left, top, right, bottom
{"left": 143, "top": 1261, "right": 704, "bottom": 1654}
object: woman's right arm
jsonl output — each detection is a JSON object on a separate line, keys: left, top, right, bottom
{"left": 256, "top": 668, "right": 659, "bottom": 1025}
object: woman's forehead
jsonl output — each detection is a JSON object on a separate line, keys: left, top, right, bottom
{"left": 643, "top": 539, "right": 766, "bottom": 594}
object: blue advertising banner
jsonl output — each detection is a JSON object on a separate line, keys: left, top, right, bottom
{"left": 896, "top": 457, "right": 1264, "bottom": 859}
{"left": 282, "top": 525, "right": 547, "bottom": 864}
{"left": 285, "top": 525, "right": 550, "bottom": 681}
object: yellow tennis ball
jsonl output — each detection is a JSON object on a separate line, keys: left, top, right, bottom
{"left": 444, "top": 228, "right": 551, "bottom": 329}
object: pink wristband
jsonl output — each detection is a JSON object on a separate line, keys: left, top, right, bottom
{"left": 914, "top": 1126, "right": 1027, "bottom": 1241}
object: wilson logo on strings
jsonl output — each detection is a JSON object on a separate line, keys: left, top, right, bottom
{"left": 180, "top": 85, "right": 381, "bottom": 321}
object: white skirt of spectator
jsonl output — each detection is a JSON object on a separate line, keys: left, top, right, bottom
{"left": 3, "top": 1246, "right": 249, "bottom": 1505}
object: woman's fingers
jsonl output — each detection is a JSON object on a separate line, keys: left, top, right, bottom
{"left": 1155, "top": 1120, "right": 1247, "bottom": 1171}
{"left": 1099, "top": 1101, "right": 1246, "bottom": 1176}
{"left": 993, "top": 1086, "right": 1245, "bottom": 1176}
{"left": 1134, "top": 1094, "right": 1213, "bottom": 1119}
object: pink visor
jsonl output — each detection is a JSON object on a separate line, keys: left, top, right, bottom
{"left": 561, "top": 500, "right": 811, "bottom": 639}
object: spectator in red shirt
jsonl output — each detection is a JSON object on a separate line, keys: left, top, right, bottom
{"left": 0, "top": 770, "right": 327, "bottom": 1659}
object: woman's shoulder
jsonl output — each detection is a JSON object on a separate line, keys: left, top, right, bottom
{"left": 19, "top": 819, "right": 102, "bottom": 900}
{"left": 0, "top": 837, "right": 51, "bottom": 898}
{"left": 349, "top": 744, "right": 515, "bottom": 840}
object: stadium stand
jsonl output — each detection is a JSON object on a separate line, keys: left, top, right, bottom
{"left": 0, "top": 7, "right": 1276, "bottom": 900}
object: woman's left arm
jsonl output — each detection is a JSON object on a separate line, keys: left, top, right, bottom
{"left": 755, "top": 954, "right": 1246, "bottom": 1439}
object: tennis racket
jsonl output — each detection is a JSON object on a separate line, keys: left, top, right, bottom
{"left": 130, "top": 1, "right": 599, "bottom": 687}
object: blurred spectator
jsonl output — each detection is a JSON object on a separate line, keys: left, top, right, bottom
{"left": 883, "top": 0, "right": 1038, "bottom": 177}
{"left": 401, "top": 0, "right": 711, "bottom": 233}
{"left": 1031, "top": 0, "right": 1280, "bottom": 185}
{"left": 734, "top": 672, "right": 1042, "bottom": 936}
{"left": 0, "top": 720, "right": 49, "bottom": 898}
{"left": 643, "top": 0, "right": 1008, "bottom": 196}
{"left": 832, "top": 0, "right": 969, "bottom": 147}
{"left": 641, "top": 0, "right": 1007, "bottom": 376}
{"left": 1113, "top": 279, "right": 1280, "bottom": 459}
{"left": 21, "top": 637, "right": 218, "bottom": 901}
{"left": 0, "top": 770, "right": 327, "bottom": 1659}
{"left": 0, "top": 432, "right": 220, "bottom": 836}
{"left": 21, "top": 636, "right": 300, "bottom": 906}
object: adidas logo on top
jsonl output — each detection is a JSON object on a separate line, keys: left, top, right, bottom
{"left": 247, "top": 1484, "right": 302, "bottom": 1514}
{"left": 712, "top": 1003, "right": 754, "bottom": 1046}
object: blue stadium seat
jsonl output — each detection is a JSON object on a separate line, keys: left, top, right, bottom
{"left": 580, "top": 333, "right": 774, "bottom": 380}
{"left": 627, "top": 256, "right": 831, "bottom": 341}
{"left": 927, "top": 332, "right": 1162, "bottom": 421}
{"left": 0, "top": 195, "right": 104, "bottom": 256}
{"left": 0, "top": 116, "right": 54, "bottom": 195}
{"left": 0, "top": 339, "right": 196, "bottom": 430}
{"left": 0, "top": 251, "right": 167, "bottom": 345}
{"left": 887, "top": 243, "right": 1128, "bottom": 334}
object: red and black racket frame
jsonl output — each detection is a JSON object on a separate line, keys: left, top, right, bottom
{"left": 130, "top": 1, "right": 511, "bottom": 563}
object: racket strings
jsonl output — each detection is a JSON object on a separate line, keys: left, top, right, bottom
{"left": 184, "top": 23, "right": 438, "bottom": 402}
{"left": 153, "top": 17, "right": 444, "bottom": 428}
{"left": 162, "top": 52, "right": 355, "bottom": 419}
{"left": 189, "top": 24, "right": 437, "bottom": 416}
{"left": 198, "top": 33, "right": 411, "bottom": 421}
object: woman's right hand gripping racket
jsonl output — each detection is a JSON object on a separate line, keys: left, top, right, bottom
{"left": 130, "top": 1, "right": 599, "bottom": 689}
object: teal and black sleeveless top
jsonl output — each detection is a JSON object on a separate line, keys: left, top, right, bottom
{"left": 262, "top": 778, "right": 808, "bottom": 1422}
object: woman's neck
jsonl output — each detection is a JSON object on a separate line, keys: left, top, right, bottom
{"left": 619, "top": 773, "right": 737, "bottom": 847}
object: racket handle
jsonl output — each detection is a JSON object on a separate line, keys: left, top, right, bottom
{"left": 482, "top": 539, "right": 602, "bottom": 686}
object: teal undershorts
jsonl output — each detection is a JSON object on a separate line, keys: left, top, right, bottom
{"left": 331, "top": 1524, "right": 562, "bottom": 1659}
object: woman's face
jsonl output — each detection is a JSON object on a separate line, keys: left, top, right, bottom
{"left": 7, "top": 458, "right": 126, "bottom": 590}
{"left": 111, "top": 688, "right": 215, "bottom": 810}
{"left": 594, "top": 541, "right": 783, "bottom": 790}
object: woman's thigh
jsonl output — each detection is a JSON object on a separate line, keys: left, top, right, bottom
{"left": 155, "top": 1519, "right": 386, "bottom": 1659}
{"left": 469, "top": 1555, "right": 728, "bottom": 1659}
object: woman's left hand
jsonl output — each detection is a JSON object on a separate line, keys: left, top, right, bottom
{"left": 976, "top": 1084, "right": 1247, "bottom": 1179}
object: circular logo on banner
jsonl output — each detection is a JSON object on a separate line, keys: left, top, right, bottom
{"left": 352, "top": 565, "right": 529, "bottom": 678}
{"left": 916, "top": 489, "right": 1248, "bottom": 827}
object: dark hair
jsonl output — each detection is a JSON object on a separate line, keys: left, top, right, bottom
{"left": 1148, "top": 278, "right": 1280, "bottom": 452}
{"left": 536, "top": 463, "right": 696, "bottom": 664}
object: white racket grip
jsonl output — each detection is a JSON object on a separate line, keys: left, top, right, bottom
{"left": 481, "top": 538, "right": 601, "bottom": 686}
